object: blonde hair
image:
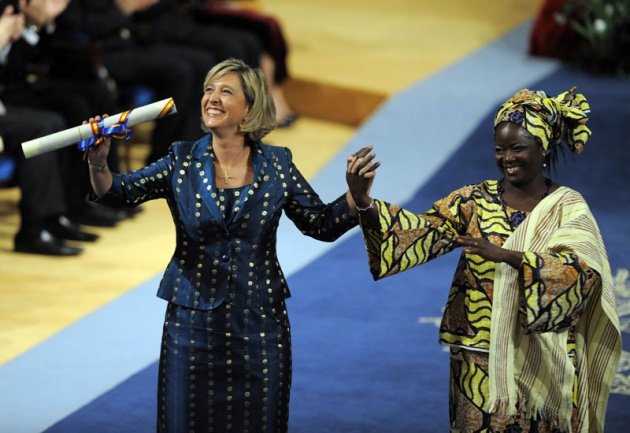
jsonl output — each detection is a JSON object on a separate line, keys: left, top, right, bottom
{"left": 201, "top": 58, "right": 277, "bottom": 142}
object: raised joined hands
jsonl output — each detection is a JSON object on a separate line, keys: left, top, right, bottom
{"left": 346, "top": 145, "right": 380, "bottom": 209}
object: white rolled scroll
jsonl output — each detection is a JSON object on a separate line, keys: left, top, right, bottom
{"left": 21, "top": 97, "right": 177, "bottom": 159}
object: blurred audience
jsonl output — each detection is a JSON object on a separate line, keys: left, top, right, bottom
{"left": 0, "top": 0, "right": 299, "bottom": 255}
{"left": 1, "top": 0, "right": 130, "bottom": 228}
{"left": 0, "top": 1, "right": 101, "bottom": 256}
{"left": 190, "top": 0, "right": 297, "bottom": 126}
{"left": 131, "top": 0, "right": 296, "bottom": 127}
{"left": 54, "top": 0, "right": 218, "bottom": 164}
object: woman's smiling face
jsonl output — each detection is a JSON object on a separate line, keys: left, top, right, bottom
{"left": 494, "top": 121, "right": 546, "bottom": 186}
{"left": 201, "top": 71, "right": 250, "bottom": 134}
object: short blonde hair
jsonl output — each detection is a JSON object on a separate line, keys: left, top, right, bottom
{"left": 201, "top": 58, "right": 277, "bottom": 142}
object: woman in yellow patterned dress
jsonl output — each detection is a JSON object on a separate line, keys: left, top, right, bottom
{"left": 346, "top": 88, "right": 621, "bottom": 433}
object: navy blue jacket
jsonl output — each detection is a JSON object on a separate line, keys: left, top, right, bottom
{"left": 95, "top": 134, "right": 357, "bottom": 309}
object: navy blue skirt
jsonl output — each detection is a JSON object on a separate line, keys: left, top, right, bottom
{"left": 157, "top": 301, "right": 292, "bottom": 433}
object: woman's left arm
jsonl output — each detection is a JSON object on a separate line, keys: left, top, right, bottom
{"left": 282, "top": 148, "right": 358, "bottom": 242}
{"left": 455, "top": 235, "right": 597, "bottom": 333}
{"left": 456, "top": 235, "right": 523, "bottom": 268}
{"left": 517, "top": 251, "right": 599, "bottom": 333}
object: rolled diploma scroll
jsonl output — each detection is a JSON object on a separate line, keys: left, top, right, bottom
{"left": 21, "top": 97, "right": 177, "bottom": 159}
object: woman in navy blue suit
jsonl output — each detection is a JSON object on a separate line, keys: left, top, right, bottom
{"left": 85, "top": 58, "right": 378, "bottom": 432}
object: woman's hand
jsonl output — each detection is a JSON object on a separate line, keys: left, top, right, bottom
{"left": 84, "top": 115, "right": 115, "bottom": 197}
{"left": 455, "top": 235, "right": 524, "bottom": 268}
{"left": 346, "top": 145, "right": 380, "bottom": 208}
{"left": 84, "top": 115, "right": 111, "bottom": 165}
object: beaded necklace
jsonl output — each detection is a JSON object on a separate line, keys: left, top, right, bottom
{"left": 498, "top": 178, "right": 553, "bottom": 229}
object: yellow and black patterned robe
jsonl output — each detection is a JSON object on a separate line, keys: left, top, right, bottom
{"left": 360, "top": 180, "right": 600, "bottom": 432}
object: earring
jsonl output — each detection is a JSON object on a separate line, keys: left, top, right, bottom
{"left": 543, "top": 162, "right": 547, "bottom": 168}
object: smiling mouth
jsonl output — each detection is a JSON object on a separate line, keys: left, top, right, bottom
{"left": 504, "top": 166, "right": 522, "bottom": 175}
{"left": 206, "top": 108, "right": 223, "bottom": 116}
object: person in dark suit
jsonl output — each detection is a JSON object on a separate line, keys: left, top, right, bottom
{"left": 0, "top": 1, "right": 100, "bottom": 256}
{"left": 55, "top": 0, "right": 219, "bottom": 164}
{"left": 191, "top": 0, "right": 298, "bottom": 126}
{"left": 1, "top": 105, "right": 91, "bottom": 256}
{"left": 1, "top": 0, "right": 129, "bottom": 231}
{"left": 84, "top": 58, "right": 374, "bottom": 432}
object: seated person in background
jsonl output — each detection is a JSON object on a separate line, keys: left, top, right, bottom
{"left": 198, "top": 0, "right": 297, "bottom": 126}
{"left": 54, "top": 0, "right": 218, "bottom": 164}
{"left": 1, "top": 0, "right": 129, "bottom": 228}
{"left": 0, "top": 2, "right": 96, "bottom": 256}
{"left": 136, "top": 0, "right": 297, "bottom": 127}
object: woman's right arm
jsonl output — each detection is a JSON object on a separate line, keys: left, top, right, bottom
{"left": 85, "top": 116, "right": 113, "bottom": 197}
{"left": 88, "top": 156, "right": 113, "bottom": 197}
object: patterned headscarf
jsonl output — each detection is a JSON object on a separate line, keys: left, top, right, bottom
{"left": 494, "top": 87, "right": 591, "bottom": 154}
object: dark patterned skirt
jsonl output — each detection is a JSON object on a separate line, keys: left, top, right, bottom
{"left": 157, "top": 301, "right": 292, "bottom": 433}
{"left": 449, "top": 347, "right": 577, "bottom": 433}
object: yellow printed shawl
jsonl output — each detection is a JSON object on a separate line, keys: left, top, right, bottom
{"left": 488, "top": 187, "right": 621, "bottom": 432}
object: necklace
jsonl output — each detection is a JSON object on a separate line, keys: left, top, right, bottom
{"left": 215, "top": 146, "right": 252, "bottom": 185}
{"left": 218, "top": 167, "right": 233, "bottom": 183}
{"left": 498, "top": 178, "right": 552, "bottom": 229}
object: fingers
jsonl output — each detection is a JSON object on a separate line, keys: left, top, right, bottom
{"left": 347, "top": 146, "right": 379, "bottom": 175}
{"left": 455, "top": 235, "right": 474, "bottom": 245}
{"left": 455, "top": 235, "right": 487, "bottom": 256}
{"left": 347, "top": 146, "right": 373, "bottom": 164}
{"left": 352, "top": 145, "right": 373, "bottom": 159}
{"left": 83, "top": 114, "right": 110, "bottom": 125}
{"left": 347, "top": 157, "right": 377, "bottom": 176}
{"left": 360, "top": 160, "right": 380, "bottom": 178}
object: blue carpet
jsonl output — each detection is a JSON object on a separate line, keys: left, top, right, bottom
{"left": 41, "top": 66, "right": 630, "bottom": 433}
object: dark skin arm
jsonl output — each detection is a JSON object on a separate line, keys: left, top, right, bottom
{"left": 346, "top": 147, "right": 523, "bottom": 269}
{"left": 455, "top": 235, "right": 524, "bottom": 269}
{"left": 346, "top": 145, "right": 380, "bottom": 226}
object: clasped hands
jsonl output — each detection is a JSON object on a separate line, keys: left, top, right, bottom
{"left": 346, "top": 145, "right": 380, "bottom": 210}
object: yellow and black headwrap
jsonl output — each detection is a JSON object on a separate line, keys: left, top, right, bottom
{"left": 494, "top": 87, "right": 591, "bottom": 154}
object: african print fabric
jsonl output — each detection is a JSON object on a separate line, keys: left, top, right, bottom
{"left": 450, "top": 346, "right": 578, "bottom": 433}
{"left": 494, "top": 88, "right": 591, "bottom": 153}
{"left": 489, "top": 187, "right": 621, "bottom": 433}
{"left": 358, "top": 181, "right": 615, "bottom": 432}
